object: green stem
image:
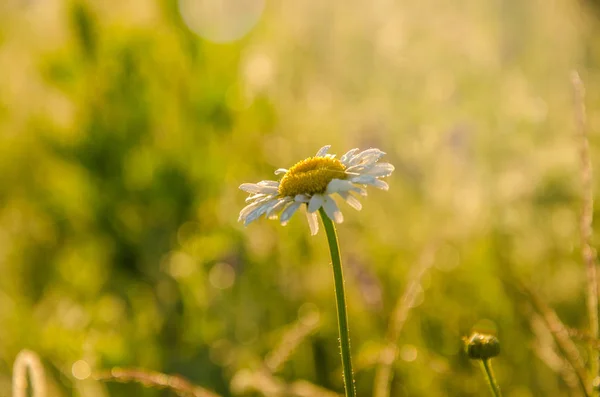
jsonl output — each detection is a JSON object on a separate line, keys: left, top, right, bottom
{"left": 480, "top": 359, "right": 502, "bottom": 397}
{"left": 319, "top": 208, "right": 356, "bottom": 397}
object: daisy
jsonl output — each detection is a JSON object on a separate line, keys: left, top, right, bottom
{"left": 238, "top": 145, "right": 394, "bottom": 235}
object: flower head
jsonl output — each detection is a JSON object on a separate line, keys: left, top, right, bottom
{"left": 238, "top": 145, "right": 394, "bottom": 235}
{"left": 464, "top": 332, "right": 500, "bottom": 360}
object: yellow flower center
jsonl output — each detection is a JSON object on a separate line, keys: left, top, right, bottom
{"left": 278, "top": 157, "right": 347, "bottom": 197}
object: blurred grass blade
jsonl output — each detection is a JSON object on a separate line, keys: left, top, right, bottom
{"left": 518, "top": 281, "right": 590, "bottom": 396}
{"left": 12, "top": 350, "right": 47, "bottom": 397}
{"left": 373, "top": 243, "right": 437, "bottom": 397}
{"left": 70, "top": 0, "right": 98, "bottom": 61}
{"left": 231, "top": 369, "right": 342, "bottom": 397}
{"left": 265, "top": 309, "right": 321, "bottom": 373}
{"left": 572, "top": 70, "right": 599, "bottom": 390}
{"left": 95, "top": 368, "right": 221, "bottom": 397}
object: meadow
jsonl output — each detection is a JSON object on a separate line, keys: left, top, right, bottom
{"left": 1, "top": 0, "right": 600, "bottom": 396}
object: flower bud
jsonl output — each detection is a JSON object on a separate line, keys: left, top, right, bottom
{"left": 464, "top": 332, "right": 500, "bottom": 360}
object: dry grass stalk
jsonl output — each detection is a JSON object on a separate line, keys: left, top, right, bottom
{"left": 572, "top": 70, "right": 599, "bottom": 389}
{"left": 231, "top": 369, "right": 342, "bottom": 397}
{"left": 568, "top": 327, "right": 600, "bottom": 351}
{"left": 265, "top": 309, "right": 321, "bottom": 373}
{"left": 531, "top": 313, "right": 585, "bottom": 396}
{"left": 373, "top": 243, "right": 438, "bottom": 397}
{"left": 12, "top": 350, "right": 47, "bottom": 397}
{"left": 231, "top": 311, "right": 339, "bottom": 397}
{"left": 519, "top": 282, "right": 590, "bottom": 396}
{"left": 94, "top": 368, "right": 221, "bottom": 397}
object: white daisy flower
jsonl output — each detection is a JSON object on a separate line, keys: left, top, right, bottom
{"left": 238, "top": 145, "right": 394, "bottom": 235}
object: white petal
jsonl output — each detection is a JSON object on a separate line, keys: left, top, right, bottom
{"left": 355, "top": 187, "right": 368, "bottom": 196}
{"left": 244, "top": 202, "right": 272, "bottom": 225}
{"left": 258, "top": 194, "right": 279, "bottom": 204}
{"left": 338, "top": 192, "right": 362, "bottom": 211}
{"left": 370, "top": 179, "right": 389, "bottom": 190}
{"left": 350, "top": 175, "right": 377, "bottom": 185}
{"left": 238, "top": 203, "right": 259, "bottom": 222}
{"left": 352, "top": 174, "right": 389, "bottom": 190}
{"left": 326, "top": 179, "right": 356, "bottom": 194}
{"left": 245, "top": 193, "right": 267, "bottom": 202}
{"left": 239, "top": 198, "right": 271, "bottom": 221}
{"left": 308, "top": 194, "right": 325, "bottom": 213}
{"left": 344, "top": 164, "right": 367, "bottom": 174}
{"left": 340, "top": 148, "right": 359, "bottom": 165}
{"left": 245, "top": 192, "right": 280, "bottom": 204}
{"left": 258, "top": 180, "right": 279, "bottom": 187}
{"left": 267, "top": 198, "right": 291, "bottom": 218}
{"left": 328, "top": 180, "right": 367, "bottom": 195}
{"left": 305, "top": 209, "right": 319, "bottom": 235}
{"left": 364, "top": 162, "right": 394, "bottom": 177}
{"left": 240, "top": 183, "right": 279, "bottom": 194}
{"left": 357, "top": 148, "right": 386, "bottom": 159}
{"left": 280, "top": 201, "right": 302, "bottom": 225}
{"left": 295, "top": 194, "right": 310, "bottom": 203}
{"left": 274, "top": 168, "right": 288, "bottom": 175}
{"left": 315, "top": 145, "right": 331, "bottom": 157}
{"left": 260, "top": 186, "right": 279, "bottom": 194}
{"left": 239, "top": 183, "right": 263, "bottom": 193}
{"left": 347, "top": 148, "right": 385, "bottom": 167}
{"left": 323, "top": 195, "right": 343, "bottom": 223}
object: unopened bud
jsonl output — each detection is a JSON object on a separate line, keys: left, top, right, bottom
{"left": 464, "top": 332, "right": 500, "bottom": 360}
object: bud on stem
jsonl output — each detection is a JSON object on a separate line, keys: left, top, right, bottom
{"left": 464, "top": 332, "right": 502, "bottom": 397}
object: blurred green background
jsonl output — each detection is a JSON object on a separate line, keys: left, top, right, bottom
{"left": 1, "top": 0, "right": 600, "bottom": 396}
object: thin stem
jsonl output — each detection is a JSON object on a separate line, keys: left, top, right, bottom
{"left": 12, "top": 350, "right": 47, "bottom": 397}
{"left": 572, "top": 71, "right": 599, "bottom": 391}
{"left": 517, "top": 281, "right": 590, "bottom": 396}
{"left": 373, "top": 243, "right": 438, "bottom": 397}
{"left": 95, "top": 368, "right": 220, "bottom": 397}
{"left": 319, "top": 208, "right": 356, "bottom": 397}
{"left": 480, "top": 359, "right": 502, "bottom": 397}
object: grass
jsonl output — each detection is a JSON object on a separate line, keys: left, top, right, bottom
{"left": 1, "top": 0, "right": 600, "bottom": 396}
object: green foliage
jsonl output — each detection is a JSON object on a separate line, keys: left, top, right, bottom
{"left": 0, "top": 0, "right": 600, "bottom": 396}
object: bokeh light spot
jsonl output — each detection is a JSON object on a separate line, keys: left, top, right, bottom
{"left": 179, "top": 0, "right": 265, "bottom": 43}
{"left": 209, "top": 262, "right": 236, "bottom": 289}
{"left": 399, "top": 344, "right": 418, "bottom": 362}
{"left": 243, "top": 52, "right": 275, "bottom": 97}
{"left": 167, "top": 251, "right": 195, "bottom": 279}
{"left": 209, "top": 339, "right": 235, "bottom": 365}
{"left": 71, "top": 360, "right": 91, "bottom": 380}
